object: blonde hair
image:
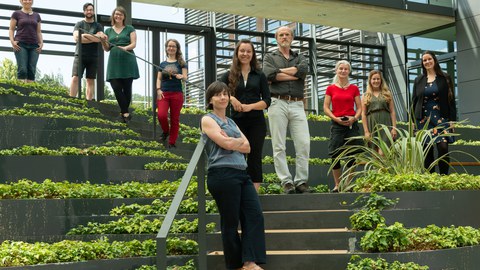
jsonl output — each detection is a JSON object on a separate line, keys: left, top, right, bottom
{"left": 332, "top": 60, "right": 351, "bottom": 85}
{"left": 363, "top": 70, "right": 392, "bottom": 106}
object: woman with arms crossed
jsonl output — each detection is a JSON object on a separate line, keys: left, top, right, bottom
{"left": 201, "top": 81, "right": 266, "bottom": 270}
{"left": 220, "top": 39, "right": 271, "bottom": 192}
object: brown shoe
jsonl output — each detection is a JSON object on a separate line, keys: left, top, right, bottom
{"left": 283, "top": 183, "right": 295, "bottom": 194}
{"left": 295, "top": 183, "right": 311, "bottom": 193}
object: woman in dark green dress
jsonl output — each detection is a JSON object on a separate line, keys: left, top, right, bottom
{"left": 361, "top": 70, "right": 397, "bottom": 155}
{"left": 101, "top": 6, "right": 139, "bottom": 123}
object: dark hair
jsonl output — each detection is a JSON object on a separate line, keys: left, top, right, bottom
{"left": 206, "top": 81, "right": 229, "bottom": 110}
{"left": 83, "top": 3, "right": 94, "bottom": 11}
{"left": 110, "top": 6, "right": 126, "bottom": 26}
{"left": 421, "top": 50, "right": 454, "bottom": 101}
{"left": 165, "top": 39, "right": 186, "bottom": 67}
{"left": 227, "top": 39, "right": 259, "bottom": 95}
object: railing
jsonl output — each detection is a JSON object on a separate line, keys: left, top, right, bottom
{"left": 156, "top": 139, "right": 207, "bottom": 270}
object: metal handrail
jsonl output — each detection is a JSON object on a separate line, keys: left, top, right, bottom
{"left": 156, "top": 139, "right": 207, "bottom": 270}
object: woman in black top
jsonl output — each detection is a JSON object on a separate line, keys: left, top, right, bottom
{"left": 412, "top": 50, "right": 457, "bottom": 175}
{"left": 220, "top": 39, "right": 271, "bottom": 192}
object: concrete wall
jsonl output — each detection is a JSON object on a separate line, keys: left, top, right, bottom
{"left": 456, "top": 1, "right": 480, "bottom": 125}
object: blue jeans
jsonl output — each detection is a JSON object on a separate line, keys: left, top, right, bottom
{"left": 14, "top": 42, "right": 40, "bottom": 81}
{"left": 268, "top": 98, "right": 310, "bottom": 187}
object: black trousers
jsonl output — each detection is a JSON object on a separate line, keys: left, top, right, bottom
{"left": 207, "top": 167, "right": 266, "bottom": 269}
{"left": 234, "top": 116, "right": 267, "bottom": 182}
{"left": 109, "top": 78, "right": 133, "bottom": 114}
{"left": 425, "top": 141, "right": 450, "bottom": 175}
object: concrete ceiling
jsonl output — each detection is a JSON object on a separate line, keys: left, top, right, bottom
{"left": 134, "top": 0, "right": 455, "bottom": 36}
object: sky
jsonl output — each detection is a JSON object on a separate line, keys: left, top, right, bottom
{"left": 0, "top": 0, "right": 186, "bottom": 99}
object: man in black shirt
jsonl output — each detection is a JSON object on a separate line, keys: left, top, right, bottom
{"left": 69, "top": 3, "right": 104, "bottom": 100}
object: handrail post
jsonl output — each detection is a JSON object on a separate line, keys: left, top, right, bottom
{"left": 156, "top": 238, "right": 167, "bottom": 270}
{"left": 197, "top": 152, "right": 207, "bottom": 270}
{"left": 156, "top": 140, "right": 205, "bottom": 270}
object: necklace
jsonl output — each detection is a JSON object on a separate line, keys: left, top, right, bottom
{"left": 337, "top": 82, "right": 349, "bottom": 89}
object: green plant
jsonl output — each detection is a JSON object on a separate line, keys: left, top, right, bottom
{"left": 110, "top": 198, "right": 218, "bottom": 216}
{"left": 181, "top": 107, "right": 206, "bottom": 115}
{"left": 67, "top": 214, "right": 216, "bottom": 235}
{"left": 350, "top": 209, "right": 385, "bottom": 231}
{"left": 0, "top": 87, "right": 24, "bottom": 96}
{"left": 359, "top": 223, "right": 480, "bottom": 253}
{"left": 306, "top": 113, "right": 330, "bottom": 122}
{"left": 331, "top": 123, "right": 476, "bottom": 192}
{"left": 23, "top": 103, "right": 102, "bottom": 115}
{"left": 453, "top": 139, "right": 480, "bottom": 146}
{"left": 0, "top": 107, "right": 125, "bottom": 127}
{"left": 349, "top": 193, "right": 397, "bottom": 231}
{"left": 0, "top": 237, "right": 197, "bottom": 267}
{"left": 347, "top": 255, "right": 429, "bottom": 270}
{"left": 0, "top": 179, "right": 198, "bottom": 199}
{"left": 66, "top": 126, "right": 140, "bottom": 137}
{"left": 106, "top": 139, "right": 165, "bottom": 149}
{"left": 262, "top": 155, "right": 331, "bottom": 165}
{"left": 354, "top": 172, "right": 480, "bottom": 192}
{"left": 144, "top": 161, "right": 188, "bottom": 170}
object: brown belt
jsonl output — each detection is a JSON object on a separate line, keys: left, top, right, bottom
{"left": 272, "top": 94, "right": 304, "bottom": 101}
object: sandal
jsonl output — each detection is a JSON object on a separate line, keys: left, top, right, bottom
{"left": 242, "top": 264, "right": 264, "bottom": 270}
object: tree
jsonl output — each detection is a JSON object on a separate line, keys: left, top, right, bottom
{"left": 0, "top": 58, "right": 17, "bottom": 80}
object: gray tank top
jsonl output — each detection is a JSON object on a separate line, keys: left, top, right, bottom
{"left": 201, "top": 113, "right": 248, "bottom": 170}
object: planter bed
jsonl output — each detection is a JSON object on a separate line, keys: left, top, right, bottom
{"left": 3, "top": 256, "right": 195, "bottom": 270}
{"left": 0, "top": 129, "right": 138, "bottom": 149}
{"left": 0, "top": 156, "right": 185, "bottom": 183}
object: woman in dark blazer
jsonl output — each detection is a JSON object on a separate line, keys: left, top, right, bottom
{"left": 412, "top": 50, "right": 457, "bottom": 175}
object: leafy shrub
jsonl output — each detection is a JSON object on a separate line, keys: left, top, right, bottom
{"left": 0, "top": 107, "right": 124, "bottom": 126}
{"left": 350, "top": 209, "right": 385, "bottom": 231}
{"left": 110, "top": 198, "right": 218, "bottom": 216}
{"left": 23, "top": 103, "right": 102, "bottom": 115}
{"left": 0, "top": 179, "right": 198, "bottom": 199}
{"left": 306, "top": 113, "right": 330, "bottom": 122}
{"left": 355, "top": 172, "right": 480, "bottom": 192}
{"left": 66, "top": 126, "right": 140, "bottom": 137}
{"left": 0, "top": 145, "right": 181, "bottom": 159}
{"left": 144, "top": 161, "right": 188, "bottom": 170}
{"left": 349, "top": 193, "right": 397, "bottom": 231}
{"left": 262, "top": 155, "right": 331, "bottom": 165}
{"left": 0, "top": 87, "right": 23, "bottom": 96}
{"left": 347, "top": 255, "right": 429, "bottom": 270}
{"left": 360, "top": 223, "right": 480, "bottom": 252}
{"left": 0, "top": 238, "right": 197, "bottom": 267}
{"left": 67, "top": 215, "right": 216, "bottom": 235}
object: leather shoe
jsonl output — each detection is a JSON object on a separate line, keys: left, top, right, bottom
{"left": 283, "top": 183, "right": 295, "bottom": 194}
{"left": 295, "top": 183, "right": 311, "bottom": 193}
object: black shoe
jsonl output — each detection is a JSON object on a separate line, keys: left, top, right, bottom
{"left": 331, "top": 187, "right": 339, "bottom": 193}
{"left": 160, "top": 133, "right": 169, "bottom": 142}
{"left": 167, "top": 144, "right": 176, "bottom": 149}
{"left": 118, "top": 114, "right": 126, "bottom": 123}
{"left": 295, "top": 183, "right": 311, "bottom": 194}
{"left": 122, "top": 114, "right": 132, "bottom": 123}
{"left": 283, "top": 183, "right": 295, "bottom": 194}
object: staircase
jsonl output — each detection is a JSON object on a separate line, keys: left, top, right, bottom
{"left": 1, "top": 81, "right": 480, "bottom": 269}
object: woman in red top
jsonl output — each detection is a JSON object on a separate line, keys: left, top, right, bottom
{"left": 323, "top": 60, "right": 362, "bottom": 192}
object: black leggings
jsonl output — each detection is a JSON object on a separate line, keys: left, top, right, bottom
{"left": 109, "top": 78, "right": 133, "bottom": 114}
{"left": 425, "top": 142, "right": 449, "bottom": 175}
